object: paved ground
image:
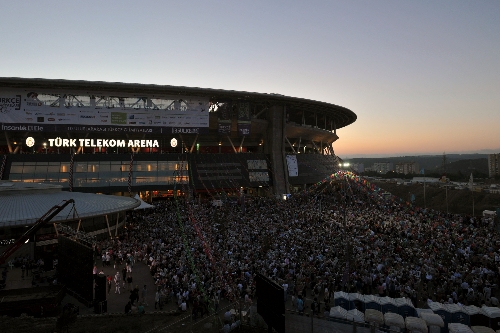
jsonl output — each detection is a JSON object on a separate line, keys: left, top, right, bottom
{"left": 87, "top": 257, "right": 175, "bottom": 314}
{"left": 3, "top": 262, "right": 403, "bottom": 333}
{"left": 2, "top": 258, "right": 179, "bottom": 315}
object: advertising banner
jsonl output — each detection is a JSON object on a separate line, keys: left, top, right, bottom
{"left": 217, "top": 103, "right": 232, "bottom": 135}
{"left": 0, "top": 90, "right": 210, "bottom": 133}
{"left": 237, "top": 102, "right": 251, "bottom": 136}
{"left": 286, "top": 155, "right": 299, "bottom": 177}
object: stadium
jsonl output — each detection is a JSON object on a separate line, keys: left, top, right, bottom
{"left": 2, "top": 79, "right": 500, "bottom": 333}
{"left": 0, "top": 77, "right": 357, "bottom": 320}
{"left": 0, "top": 77, "right": 356, "bottom": 199}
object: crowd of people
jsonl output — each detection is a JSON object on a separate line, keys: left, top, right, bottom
{"left": 94, "top": 173, "right": 500, "bottom": 319}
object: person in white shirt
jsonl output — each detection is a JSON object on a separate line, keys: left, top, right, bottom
{"left": 222, "top": 323, "right": 231, "bottom": 333}
{"left": 483, "top": 285, "right": 491, "bottom": 300}
{"left": 224, "top": 310, "right": 232, "bottom": 322}
{"left": 114, "top": 272, "right": 121, "bottom": 294}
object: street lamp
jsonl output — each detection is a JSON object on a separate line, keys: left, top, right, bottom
{"left": 445, "top": 185, "right": 448, "bottom": 215}
{"left": 43, "top": 142, "right": 47, "bottom": 154}
{"left": 337, "top": 163, "right": 352, "bottom": 290}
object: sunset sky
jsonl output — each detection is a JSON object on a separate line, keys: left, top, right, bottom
{"left": 0, "top": 1, "right": 498, "bottom": 158}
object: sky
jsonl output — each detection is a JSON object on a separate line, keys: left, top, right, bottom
{"left": 0, "top": 0, "right": 499, "bottom": 158}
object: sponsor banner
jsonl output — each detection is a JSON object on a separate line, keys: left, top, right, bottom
{"left": 249, "top": 171, "right": 270, "bottom": 182}
{"left": 169, "top": 127, "right": 209, "bottom": 135}
{"left": 218, "top": 123, "right": 231, "bottom": 135}
{"left": 247, "top": 160, "right": 267, "bottom": 170}
{"left": 218, "top": 102, "right": 232, "bottom": 120}
{"left": 0, "top": 90, "right": 209, "bottom": 129}
{"left": 237, "top": 102, "right": 251, "bottom": 121}
{"left": 237, "top": 123, "right": 251, "bottom": 136}
{"left": 286, "top": 155, "right": 298, "bottom": 177}
{"left": 1, "top": 123, "right": 46, "bottom": 132}
{"left": 237, "top": 102, "right": 251, "bottom": 136}
{"left": 217, "top": 103, "right": 232, "bottom": 135}
{"left": 1, "top": 122, "right": 209, "bottom": 134}
{"left": 0, "top": 95, "right": 21, "bottom": 113}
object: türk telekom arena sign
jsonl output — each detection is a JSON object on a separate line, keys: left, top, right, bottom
{"left": 29, "top": 137, "right": 160, "bottom": 148}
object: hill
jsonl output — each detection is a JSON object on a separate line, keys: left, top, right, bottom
{"left": 431, "top": 158, "right": 488, "bottom": 177}
{"left": 346, "top": 155, "right": 490, "bottom": 181}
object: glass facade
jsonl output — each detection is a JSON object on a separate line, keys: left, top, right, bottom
{"left": 132, "top": 161, "right": 188, "bottom": 186}
{"left": 8, "top": 161, "right": 188, "bottom": 187}
{"left": 8, "top": 161, "right": 69, "bottom": 185}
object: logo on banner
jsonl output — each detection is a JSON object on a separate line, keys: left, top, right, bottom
{"left": 26, "top": 137, "right": 35, "bottom": 147}
{"left": 172, "top": 128, "right": 199, "bottom": 134}
{"left": 0, "top": 95, "right": 21, "bottom": 113}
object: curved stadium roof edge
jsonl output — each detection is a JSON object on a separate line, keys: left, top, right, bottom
{"left": 0, "top": 188, "right": 141, "bottom": 227}
{"left": 0, "top": 77, "right": 357, "bottom": 129}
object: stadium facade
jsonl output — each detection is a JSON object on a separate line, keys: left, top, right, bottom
{"left": 0, "top": 78, "right": 356, "bottom": 199}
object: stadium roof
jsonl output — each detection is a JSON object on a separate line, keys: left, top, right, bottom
{"left": 0, "top": 77, "right": 357, "bottom": 129}
{"left": 0, "top": 181, "right": 140, "bottom": 227}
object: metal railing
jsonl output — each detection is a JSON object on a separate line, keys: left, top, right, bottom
{"left": 284, "top": 310, "right": 404, "bottom": 333}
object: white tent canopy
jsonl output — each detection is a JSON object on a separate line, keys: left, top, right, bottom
{"left": 481, "top": 306, "right": 500, "bottom": 318}
{"left": 348, "top": 293, "right": 364, "bottom": 302}
{"left": 365, "top": 309, "right": 384, "bottom": 325}
{"left": 395, "top": 298, "right": 415, "bottom": 307}
{"left": 379, "top": 296, "right": 397, "bottom": 306}
{"left": 329, "top": 306, "right": 348, "bottom": 319}
{"left": 346, "top": 309, "right": 365, "bottom": 323}
{"left": 445, "top": 303, "right": 467, "bottom": 314}
{"left": 417, "top": 308, "right": 434, "bottom": 317}
{"left": 385, "top": 312, "right": 405, "bottom": 328}
{"left": 448, "top": 323, "right": 473, "bottom": 333}
{"left": 471, "top": 326, "right": 495, "bottom": 333}
{"left": 420, "top": 312, "right": 445, "bottom": 327}
{"left": 448, "top": 323, "right": 474, "bottom": 333}
{"left": 428, "top": 302, "right": 446, "bottom": 312}
{"left": 406, "top": 316, "right": 428, "bottom": 333}
{"left": 133, "top": 194, "right": 155, "bottom": 210}
{"left": 464, "top": 305, "right": 482, "bottom": 316}
{"left": 334, "top": 291, "right": 350, "bottom": 299}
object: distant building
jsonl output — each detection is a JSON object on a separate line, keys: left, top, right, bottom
{"left": 372, "top": 162, "right": 393, "bottom": 174}
{"left": 351, "top": 163, "right": 364, "bottom": 173}
{"left": 488, "top": 154, "right": 500, "bottom": 178}
{"left": 395, "top": 162, "right": 419, "bottom": 175}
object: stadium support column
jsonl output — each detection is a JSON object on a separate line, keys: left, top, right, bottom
{"left": 264, "top": 105, "right": 289, "bottom": 196}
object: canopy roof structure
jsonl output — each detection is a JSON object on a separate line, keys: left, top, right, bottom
{"left": 133, "top": 194, "right": 155, "bottom": 210}
{"left": 0, "top": 77, "right": 357, "bottom": 130}
{"left": 0, "top": 181, "right": 139, "bottom": 226}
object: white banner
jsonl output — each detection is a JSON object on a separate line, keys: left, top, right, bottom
{"left": 0, "top": 89, "right": 209, "bottom": 130}
{"left": 286, "top": 155, "right": 298, "bottom": 177}
{"left": 247, "top": 160, "right": 267, "bottom": 170}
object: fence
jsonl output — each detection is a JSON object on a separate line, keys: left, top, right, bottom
{"left": 285, "top": 311, "right": 403, "bottom": 333}
{"left": 139, "top": 302, "right": 405, "bottom": 333}
{"left": 143, "top": 302, "right": 267, "bottom": 333}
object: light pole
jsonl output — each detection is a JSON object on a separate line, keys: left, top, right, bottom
{"left": 338, "top": 163, "right": 352, "bottom": 291}
{"left": 43, "top": 142, "right": 47, "bottom": 154}
{"left": 445, "top": 185, "right": 448, "bottom": 214}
